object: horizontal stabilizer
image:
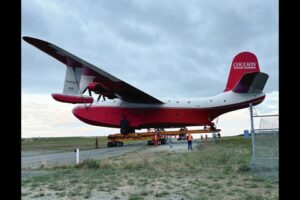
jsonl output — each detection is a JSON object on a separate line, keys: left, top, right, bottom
{"left": 232, "top": 72, "right": 268, "bottom": 93}
{"left": 52, "top": 93, "right": 93, "bottom": 104}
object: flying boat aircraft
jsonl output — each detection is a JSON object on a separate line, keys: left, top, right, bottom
{"left": 23, "top": 36, "right": 268, "bottom": 134}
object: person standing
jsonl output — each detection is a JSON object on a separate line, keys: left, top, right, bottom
{"left": 187, "top": 133, "right": 193, "bottom": 150}
{"left": 95, "top": 137, "right": 99, "bottom": 149}
{"left": 153, "top": 131, "right": 158, "bottom": 146}
{"left": 168, "top": 135, "right": 173, "bottom": 148}
{"left": 212, "top": 132, "right": 217, "bottom": 143}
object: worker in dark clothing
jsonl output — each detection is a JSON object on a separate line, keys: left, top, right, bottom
{"left": 187, "top": 133, "right": 193, "bottom": 150}
{"left": 95, "top": 137, "right": 99, "bottom": 149}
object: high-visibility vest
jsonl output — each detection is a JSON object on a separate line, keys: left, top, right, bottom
{"left": 154, "top": 133, "right": 158, "bottom": 140}
{"left": 188, "top": 134, "right": 193, "bottom": 141}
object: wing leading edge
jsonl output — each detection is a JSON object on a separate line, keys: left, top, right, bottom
{"left": 23, "top": 36, "right": 163, "bottom": 104}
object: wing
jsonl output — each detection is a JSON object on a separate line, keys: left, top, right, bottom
{"left": 23, "top": 36, "right": 163, "bottom": 104}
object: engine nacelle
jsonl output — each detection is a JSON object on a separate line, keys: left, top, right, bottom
{"left": 87, "top": 82, "right": 116, "bottom": 99}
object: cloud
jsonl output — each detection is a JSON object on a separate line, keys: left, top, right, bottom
{"left": 255, "top": 91, "right": 279, "bottom": 115}
{"left": 22, "top": 93, "right": 117, "bottom": 138}
{"left": 22, "top": 0, "right": 278, "bottom": 96}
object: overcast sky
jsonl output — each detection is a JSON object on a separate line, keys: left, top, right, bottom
{"left": 22, "top": 0, "right": 278, "bottom": 138}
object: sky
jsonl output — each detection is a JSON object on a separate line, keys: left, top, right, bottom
{"left": 22, "top": 0, "right": 278, "bottom": 138}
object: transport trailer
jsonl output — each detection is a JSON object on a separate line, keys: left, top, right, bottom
{"left": 107, "top": 128, "right": 221, "bottom": 147}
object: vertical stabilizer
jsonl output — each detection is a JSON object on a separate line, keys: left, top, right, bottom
{"left": 63, "top": 66, "right": 82, "bottom": 95}
{"left": 224, "top": 52, "right": 260, "bottom": 92}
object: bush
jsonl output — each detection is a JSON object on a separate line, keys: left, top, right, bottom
{"left": 75, "top": 159, "right": 99, "bottom": 169}
{"left": 238, "top": 163, "right": 250, "bottom": 173}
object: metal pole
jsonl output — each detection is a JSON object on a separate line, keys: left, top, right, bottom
{"left": 76, "top": 148, "right": 79, "bottom": 164}
{"left": 249, "top": 103, "right": 256, "bottom": 165}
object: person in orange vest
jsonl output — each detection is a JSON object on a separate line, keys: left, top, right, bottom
{"left": 153, "top": 131, "right": 158, "bottom": 146}
{"left": 187, "top": 133, "right": 193, "bottom": 150}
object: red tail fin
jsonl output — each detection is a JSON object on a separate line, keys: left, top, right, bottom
{"left": 224, "top": 52, "right": 260, "bottom": 92}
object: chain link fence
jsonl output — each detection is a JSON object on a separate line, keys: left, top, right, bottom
{"left": 251, "top": 115, "right": 278, "bottom": 182}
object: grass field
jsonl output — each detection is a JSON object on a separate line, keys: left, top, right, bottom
{"left": 22, "top": 136, "right": 144, "bottom": 153}
{"left": 21, "top": 136, "right": 278, "bottom": 199}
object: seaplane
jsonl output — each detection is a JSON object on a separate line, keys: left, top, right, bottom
{"left": 23, "top": 36, "right": 268, "bottom": 134}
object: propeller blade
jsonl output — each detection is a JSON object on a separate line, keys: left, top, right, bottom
{"left": 82, "top": 87, "right": 87, "bottom": 94}
{"left": 103, "top": 96, "right": 106, "bottom": 101}
{"left": 97, "top": 94, "right": 101, "bottom": 102}
{"left": 88, "top": 89, "right": 92, "bottom": 96}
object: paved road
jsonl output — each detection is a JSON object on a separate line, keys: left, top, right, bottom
{"left": 22, "top": 144, "right": 148, "bottom": 169}
{"left": 21, "top": 140, "right": 203, "bottom": 181}
{"left": 21, "top": 140, "right": 200, "bottom": 169}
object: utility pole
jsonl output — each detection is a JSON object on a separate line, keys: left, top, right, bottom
{"left": 249, "top": 103, "right": 256, "bottom": 165}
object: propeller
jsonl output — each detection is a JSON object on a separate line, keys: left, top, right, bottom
{"left": 85, "top": 82, "right": 117, "bottom": 102}
{"left": 82, "top": 86, "right": 94, "bottom": 99}
{"left": 97, "top": 94, "right": 106, "bottom": 102}
{"left": 85, "top": 82, "right": 108, "bottom": 102}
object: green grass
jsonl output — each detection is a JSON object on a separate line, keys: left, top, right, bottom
{"left": 22, "top": 136, "right": 278, "bottom": 199}
{"left": 155, "top": 191, "right": 169, "bottom": 197}
{"left": 22, "top": 137, "right": 107, "bottom": 152}
{"left": 128, "top": 193, "right": 144, "bottom": 200}
{"left": 22, "top": 136, "right": 145, "bottom": 153}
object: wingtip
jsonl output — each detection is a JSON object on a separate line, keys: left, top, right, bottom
{"left": 22, "top": 36, "right": 50, "bottom": 47}
{"left": 22, "top": 36, "right": 35, "bottom": 43}
{"left": 22, "top": 36, "right": 29, "bottom": 41}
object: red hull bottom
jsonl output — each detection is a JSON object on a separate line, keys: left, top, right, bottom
{"left": 72, "top": 96, "right": 264, "bottom": 129}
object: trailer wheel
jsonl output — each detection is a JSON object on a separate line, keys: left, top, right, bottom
{"left": 121, "top": 127, "right": 128, "bottom": 134}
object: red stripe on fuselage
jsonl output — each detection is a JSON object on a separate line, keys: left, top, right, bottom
{"left": 72, "top": 96, "right": 265, "bottom": 129}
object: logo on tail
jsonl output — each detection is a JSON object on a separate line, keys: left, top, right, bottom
{"left": 224, "top": 52, "right": 260, "bottom": 92}
{"left": 233, "top": 62, "right": 257, "bottom": 69}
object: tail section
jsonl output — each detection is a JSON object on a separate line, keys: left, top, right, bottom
{"left": 224, "top": 52, "right": 268, "bottom": 93}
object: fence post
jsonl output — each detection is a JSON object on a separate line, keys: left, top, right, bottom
{"left": 249, "top": 103, "right": 256, "bottom": 165}
{"left": 76, "top": 148, "right": 79, "bottom": 164}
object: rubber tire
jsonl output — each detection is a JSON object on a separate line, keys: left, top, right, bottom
{"left": 121, "top": 127, "right": 128, "bottom": 134}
